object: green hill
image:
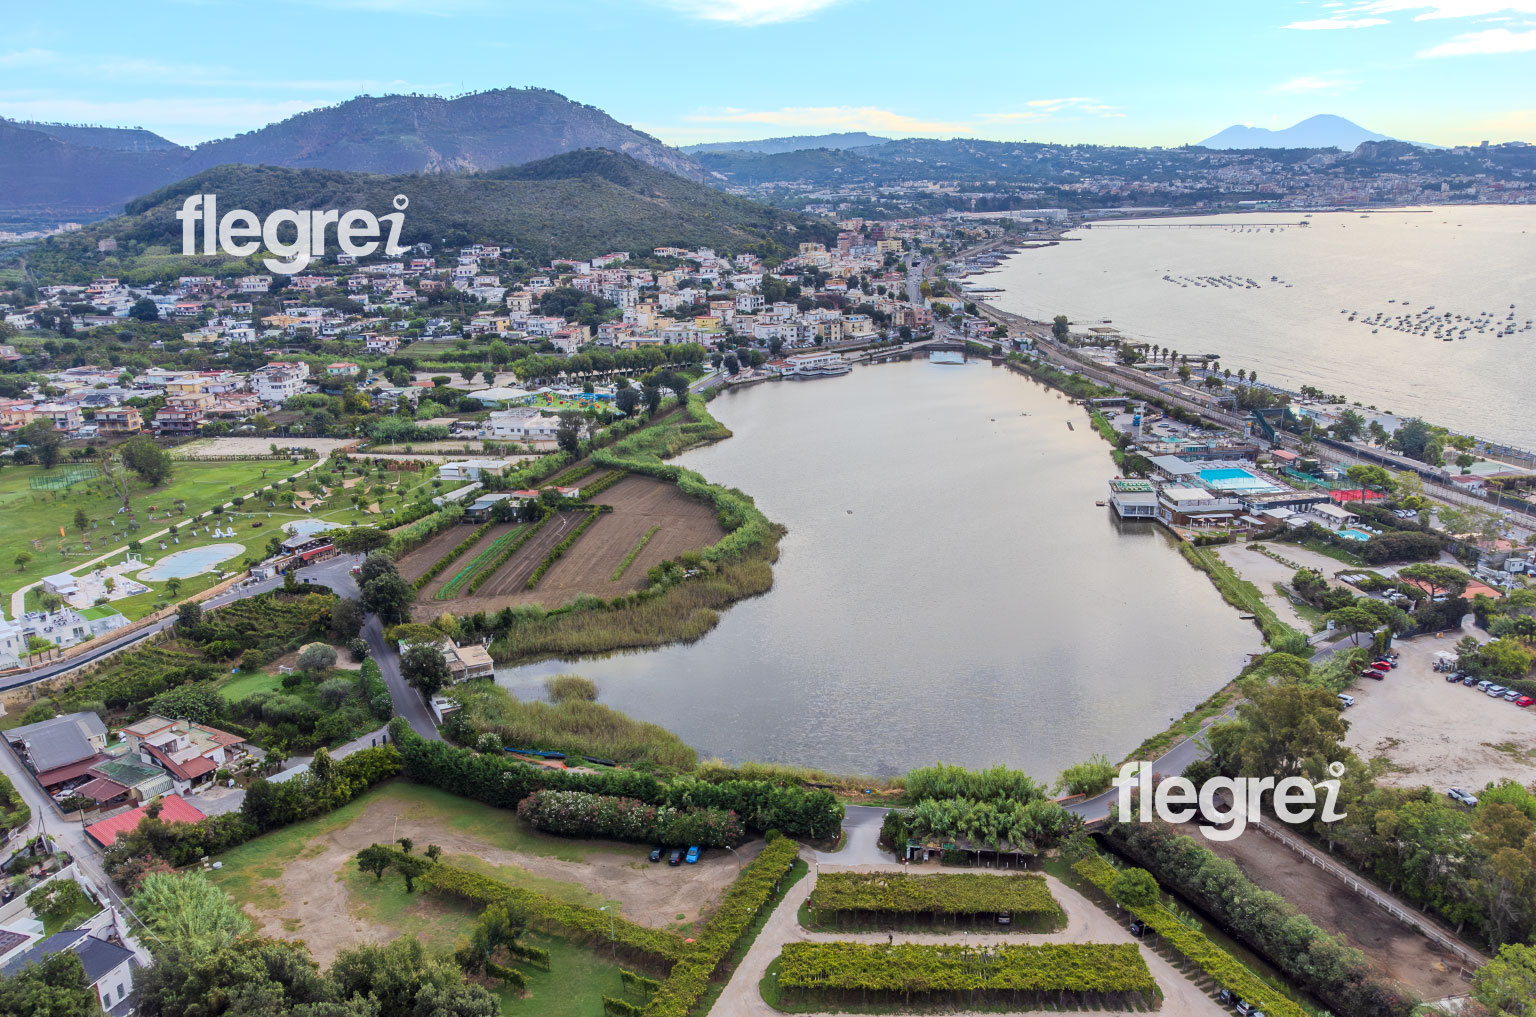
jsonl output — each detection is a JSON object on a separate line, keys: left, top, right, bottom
{"left": 19, "top": 150, "right": 829, "bottom": 284}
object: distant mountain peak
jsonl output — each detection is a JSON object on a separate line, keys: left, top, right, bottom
{"left": 682, "top": 132, "right": 890, "bottom": 155}
{"left": 1198, "top": 115, "right": 1397, "bottom": 150}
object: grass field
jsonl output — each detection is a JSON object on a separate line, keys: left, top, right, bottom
{"left": 214, "top": 668, "right": 282, "bottom": 701}
{"left": 205, "top": 781, "right": 642, "bottom": 1015}
{"left": 4, "top": 458, "right": 441, "bottom": 618}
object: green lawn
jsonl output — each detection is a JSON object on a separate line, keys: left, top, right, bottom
{"left": 215, "top": 668, "right": 282, "bottom": 701}
{"left": 6, "top": 459, "right": 443, "bottom": 620}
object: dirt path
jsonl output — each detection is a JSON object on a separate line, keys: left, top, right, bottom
{"left": 1211, "top": 543, "right": 1341, "bottom": 633}
{"left": 712, "top": 859, "right": 1230, "bottom": 1017}
{"left": 238, "top": 794, "right": 761, "bottom": 966}
{"left": 1175, "top": 822, "right": 1464, "bottom": 998}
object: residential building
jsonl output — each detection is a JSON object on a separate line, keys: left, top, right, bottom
{"left": 0, "top": 926, "right": 137, "bottom": 1012}
{"left": 120, "top": 716, "right": 248, "bottom": 794}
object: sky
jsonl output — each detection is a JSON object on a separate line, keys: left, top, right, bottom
{"left": 1, "top": 0, "right": 1532, "bottom": 148}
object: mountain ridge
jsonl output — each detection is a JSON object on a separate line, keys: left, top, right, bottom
{"left": 1198, "top": 114, "right": 1398, "bottom": 150}
{"left": 682, "top": 132, "right": 891, "bottom": 155}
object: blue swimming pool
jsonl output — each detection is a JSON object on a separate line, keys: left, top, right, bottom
{"left": 1338, "top": 528, "right": 1372, "bottom": 542}
{"left": 1198, "top": 467, "right": 1280, "bottom": 493}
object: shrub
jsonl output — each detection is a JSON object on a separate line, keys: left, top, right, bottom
{"left": 296, "top": 643, "right": 338, "bottom": 672}
{"left": 545, "top": 675, "right": 597, "bottom": 703}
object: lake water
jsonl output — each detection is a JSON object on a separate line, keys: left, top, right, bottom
{"left": 496, "top": 360, "right": 1260, "bottom": 779}
{"left": 986, "top": 205, "right": 1536, "bottom": 449}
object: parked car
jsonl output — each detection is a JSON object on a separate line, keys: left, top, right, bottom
{"left": 1446, "top": 672, "right": 1463, "bottom": 683}
{"left": 1447, "top": 788, "right": 1479, "bottom": 807}
{"left": 1337, "top": 694, "right": 1356, "bottom": 708}
{"left": 1361, "top": 669, "right": 1387, "bottom": 681}
{"left": 1517, "top": 696, "right": 1535, "bottom": 708}
{"left": 1236, "top": 1002, "right": 1254, "bottom": 1016}
{"left": 648, "top": 846, "right": 663, "bottom": 863}
{"left": 1505, "top": 690, "right": 1522, "bottom": 702}
{"left": 1477, "top": 680, "right": 1494, "bottom": 692}
{"left": 1486, "top": 685, "right": 1507, "bottom": 698}
{"left": 1371, "top": 658, "right": 1396, "bottom": 669}
{"left": 685, "top": 845, "right": 701, "bottom": 864}
{"left": 1217, "top": 988, "right": 1235, "bottom": 1006}
{"left": 1464, "top": 675, "right": 1480, "bottom": 686}
{"left": 996, "top": 911, "right": 1012, "bottom": 926}
{"left": 667, "top": 849, "right": 683, "bottom": 866}
{"left": 1128, "top": 918, "right": 1146, "bottom": 937}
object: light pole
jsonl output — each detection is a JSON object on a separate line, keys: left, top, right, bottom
{"left": 599, "top": 905, "right": 615, "bottom": 957}
{"left": 724, "top": 845, "right": 743, "bottom": 873}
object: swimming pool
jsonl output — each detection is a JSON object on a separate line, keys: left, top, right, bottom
{"left": 1338, "top": 528, "right": 1372, "bottom": 542}
{"left": 1197, "top": 467, "right": 1281, "bottom": 493}
{"left": 137, "top": 543, "right": 244, "bottom": 581}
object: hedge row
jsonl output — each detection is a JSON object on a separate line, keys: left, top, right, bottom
{"left": 1074, "top": 855, "right": 1304, "bottom": 1017}
{"left": 642, "top": 836, "right": 801, "bottom": 1017}
{"left": 387, "top": 503, "right": 465, "bottom": 557}
{"left": 526, "top": 509, "right": 601, "bottom": 589}
{"left": 515, "top": 790, "right": 744, "bottom": 847}
{"left": 773, "top": 941, "right": 1157, "bottom": 1006}
{"left": 420, "top": 860, "right": 687, "bottom": 963}
{"left": 389, "top": 718, "right": 843, "bottom": 840}
{"left": 411, "top": 520, "right": 494, "bottom": 591}
{"left": 806, "top": 872, "right": 1063, "bottom": 922}
{"left": 465, "top": 512, "right": 552, "bottom": 593}
{"left": 579, "top": 469, "right": 628, "bottom": 501}
{"left": 358, "top": 659, "right": 393, "bottom": 721}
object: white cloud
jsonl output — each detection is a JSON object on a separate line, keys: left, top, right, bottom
{"left": 654, "top": 0, "right": 849, "bottom": 25}
{"left": 1284, "top": 16, "right": 1391, "bottom": 27}
{"left": 680, "top": 105, "right": 965, "bottom": 133}
{"left": 0, "top": 48, "right": 55, "bottom": 67}
{"left": 983, "top": 97, "right": 1122, "bottom": 119}
{"left": 1417, "top": 24, "right": 1536, "bottom": 50}
{"left": 1270, "top": 74, "right": 1358, "bottom": 92}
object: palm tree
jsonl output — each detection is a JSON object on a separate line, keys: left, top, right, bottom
{"left": 166, "top": 578, "right": 182, "bottom": 599}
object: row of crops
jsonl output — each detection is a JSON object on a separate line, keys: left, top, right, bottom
{"left": 803, "top": 872, "right": 1065, "bottom": 932}
{"left": 435, "top": 523, "right": 532, "bottom": 599}
{"left": 770, "top": 941, "right": 1157, "bottom": 1011}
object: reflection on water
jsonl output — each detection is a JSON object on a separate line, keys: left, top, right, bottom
{"left": 989, "top": 205, "right": 1536, "bottom": 448}
{"left": 497, "top": 360, "right": 1260, "bottom": 778}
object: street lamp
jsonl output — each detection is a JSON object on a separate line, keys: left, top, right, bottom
{"left": 724, "top": 845, "right": 743, "bottom": 872}
{"left": 598, "top": 905, "right": 615, "bottom": 957}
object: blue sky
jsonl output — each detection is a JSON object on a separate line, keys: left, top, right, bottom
{"left": 1, "top": 1, "right": 1532, "bottom": 147}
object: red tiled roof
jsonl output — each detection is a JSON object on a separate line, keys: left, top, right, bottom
{"left": 33, "top": 753, "right": 111, "bottom": 789}
{"left": 85, "top": 795, "right": 205, "bottom": 847}
{"left": 144, "top": 743, "right": 218, "bottom": 782}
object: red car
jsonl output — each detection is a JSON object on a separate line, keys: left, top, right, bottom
{"left": 1371, "top": 659, "right": 1397, "bottom": 670}
{"left": 1516, "top": 696, "right": 1534, "bottom": 708}
{"left": 1361, "top": 669, "right": 1387, "bottom": 681}
{"left": 1368, "top": 662, "right": 1392, "bottom": 674}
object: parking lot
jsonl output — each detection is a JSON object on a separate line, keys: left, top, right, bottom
{"left": 1341, "top": 620, "right": 1536, "bottom": 792}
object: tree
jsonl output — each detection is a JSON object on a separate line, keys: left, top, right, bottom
{"left": 401, "top": 644, "right": 450, "bottom": 696}
{"left": 297, "top": 643, "right": 338, "bottom": 672}
{"left": 358, "top": 552, "right": 399, "bottom": 589}
{"left": 25, "top": 879, "right": 89, "bottom": 924}
{"left": 362, "top": 574, "right": 413, "bottom": 625}
{"left": 130, "top": 871, "right": 252, "bottom": 955}
{"left": 1392, "top": 418, "right": 1436, "bottom": 463}
{"left": 1478, "top": 638, "right": 1534, "bottom": 681}
{"left": 643, "top": 384, "right": 663, "bottom": 417}
{"left": 1398, "top": 564, "right": 1469, "bottom": 599}
{"left": 1344, "top": 464, "right": 1392, "bottom": 491}
{"left": 165, "top": 578, "right": 182, "bottom": 599}
{"left": 356, "top": 844, "right": 394, "bottom": 881}
{"left": 555, "top": 412, "right": 583, "bottom": 456}
{"left": 331, "top": 528, "right": 391, "bottom": 555}
{"left": 331, "top": 598, "right": 365, "bottom": 640}
{"left": 1333, "top": 409, "right": 1365, "bottom": 441}
{"left": 72, "top": 508, "right": 88, "bottom": 533}
{"left": 129, "top": 297, "right": 160, "bottom": 322}
{"left": 13, "top": 552, "right": 30, "bottom": 573}
{"left": 394, "top": 853, "right": 429, "bottom": 893}
{"left": 1057, "top": 754, "right": 1115, "bottom": 797}
{"left": 1475, "top": 942, "right": 1536, "bottom": 1017}
{"left": 1209, "top": 681, "right": 1348, "bottom": 783}
{"left": 614, "top": 385, "right": 639, "bottom": 416}
{"left": 1051, "top": 315, "right": 1069, "bottom": 340}
{"left": 1111, "top": 867, "right": 1160, "bottom": 908}
{"left": 120, "top": 434, "right": 173, "bottom": 486}
{"left": 0, "top": 950, "right": 97, "bottom": 1017}
{"left": 177, "top": 600, "right": 203, "bottom": 629}
{"left": 1325, "top": 605, "right": 1378, "bottom": 645}
{"left": 17, "top": 420, "right": 63, "bottom": 470}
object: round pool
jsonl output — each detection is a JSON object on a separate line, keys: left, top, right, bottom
{"left": 136, "top": 543, "right": 244, "bottom": 581}
{"left": 284, "top": 518, "right": 332, "bottom": 538}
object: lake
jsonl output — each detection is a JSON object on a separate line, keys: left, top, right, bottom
{"left": 985, "top": 205, "right": 1536, "bottom": 449}
{"left": 496, "top": 359, "right": 1260, "bottom": 779}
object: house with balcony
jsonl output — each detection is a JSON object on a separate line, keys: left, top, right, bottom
{"left": 120, "top": 716, "right": 248, "bottom": 795}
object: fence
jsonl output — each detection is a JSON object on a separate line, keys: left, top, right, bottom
{"left": 1249, "top": 815, "right": 1486, "bottom": 975}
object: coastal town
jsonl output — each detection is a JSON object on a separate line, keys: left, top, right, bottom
{"left": 4, "top": 0, "right": 1536, "bottom": 1009}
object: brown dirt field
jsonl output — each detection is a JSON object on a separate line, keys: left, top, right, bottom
{"left": 465, "top": 510, "right": 584, "bottom": 598}
{"left": 407, "top": 523, "right": 520, "bottom": 601}
{"left": 445, "top": 476, "right": 726, "bottom": 615}
{"left": 238, "top": 793, "right": 762, "bottom": 967}
{"left": 1176, "top": 822, "right": 1468, "bottom": 999}
{"left": 394, "top": 524, "right": 474, "bottom": 584}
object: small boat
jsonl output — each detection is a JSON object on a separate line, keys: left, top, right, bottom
{"left": 1095, "top": 500, "right": 1106, "bottom": 507}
